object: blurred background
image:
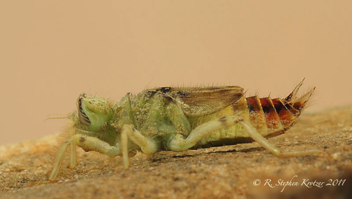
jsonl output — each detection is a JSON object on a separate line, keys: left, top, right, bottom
{"left": 1, "top": 1, "right": 351, "bottom": 145}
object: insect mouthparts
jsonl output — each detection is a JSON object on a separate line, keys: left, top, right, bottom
{"left": 77, "top": 93, "right": 91, "bottom": 126}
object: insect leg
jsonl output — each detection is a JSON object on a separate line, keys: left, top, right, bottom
{"left": 49, "top": 140, "right": 70, "bottom": 181}
{"left": 167, "top": 116, "right": 320, "bottom": 156}
{"left": 121, "top": 124, "right": 160, "bottom": 168}
{"left": 49, "top": 134, "right": 122, "bottom": 181}
{"left": 240, "top": 121, "right": 321, "bottom": 156}
{"left": 69, "top": 128, "right": 77, "bottom": 169}
{"left": 167, "top": 116, "right": 242, "bottom": 151}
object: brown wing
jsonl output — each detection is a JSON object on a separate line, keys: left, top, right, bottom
{"left": 153, "top": 86, "right": 244, "bottom": 117}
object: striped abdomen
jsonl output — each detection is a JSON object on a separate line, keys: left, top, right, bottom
{"left": 244, "top": 79, "right": 315, "bottom": 137}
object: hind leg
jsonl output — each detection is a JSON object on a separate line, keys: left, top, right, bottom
{"left": 240, "top": 121, "right": 320, "bottom": 156}
{"left": 166, "top": 116, "right": 320, "bottom": 156}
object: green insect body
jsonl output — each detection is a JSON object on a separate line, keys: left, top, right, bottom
{"left": 49, "top": 79, "right": 319, "bottom": 181}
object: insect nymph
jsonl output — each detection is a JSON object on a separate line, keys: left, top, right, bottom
{"left": 49, "top": 79, "right": 319, "bottom": 180}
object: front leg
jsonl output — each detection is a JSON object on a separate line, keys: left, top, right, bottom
{"left": 120, "top": 124, "right": 161, "bottom": 168}
{"left": 68, "top": 128, "right": 77, "bottom": 170}
{"left": 49, "top": 134, "right": 122, "bottom": 181}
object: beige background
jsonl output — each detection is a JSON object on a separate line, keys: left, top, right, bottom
{"left": 0, "top": 1, "right": 351, "bottom": 145}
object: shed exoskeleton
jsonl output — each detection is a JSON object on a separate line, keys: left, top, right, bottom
{"left": 49, "top": 79, "right": 319, "bottom": 181}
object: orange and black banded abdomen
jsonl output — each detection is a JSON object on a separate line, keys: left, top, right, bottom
{"left": 246, "top": 96, "right": 296, "bottom": 131}
{"left": 245, "top": 82, "right": 314, "bottom": 135}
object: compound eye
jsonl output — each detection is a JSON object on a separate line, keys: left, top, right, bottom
{"left": 77, "top": 94, "right": 91, "bottom": 126}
